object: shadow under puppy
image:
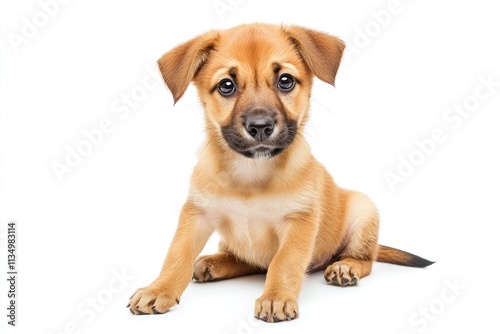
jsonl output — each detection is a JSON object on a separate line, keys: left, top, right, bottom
{"left": 128, "top": 23, "right": 433, "bottom": 322}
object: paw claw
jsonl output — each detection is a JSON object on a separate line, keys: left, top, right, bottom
{"left": 127, "top": 285, "right": 179, "bottom": 315}
{"left": 254, "top": 297, "right": 298, "bottom": 322}
{"left": 324, "top": 262, "right": 360, "bottom": 287}
{"left": 193, "top": 256, "right": 215, "bottom": 282}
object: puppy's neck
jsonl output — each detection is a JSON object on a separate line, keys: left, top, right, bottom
{"left": 197, "top": 129, "right": 311, "bottom": 193}
{"left": 229, "top": 155, "right": 276, "bottom": 186}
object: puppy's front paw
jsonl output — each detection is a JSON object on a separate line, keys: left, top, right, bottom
{"left": 254, "top": 295, "right": 299, "bottom": 322}
{"left": 127, "top": 284, "right": 179, "bottom": 315}
{"left": 324, "top": 261, "right": 360, "bottom": 286}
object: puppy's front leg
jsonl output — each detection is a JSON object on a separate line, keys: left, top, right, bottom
{"left": 129, "top": 201, "right": 212, "bottom": 315}
{"left": 254, "top": 212, "right": 318, "bottom": 322}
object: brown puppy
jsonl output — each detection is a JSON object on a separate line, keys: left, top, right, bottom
{"left": 128, "top": 23, "right": 432, "bottom": 322}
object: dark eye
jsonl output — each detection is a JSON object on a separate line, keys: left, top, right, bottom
{"left": 217, "top": 79, "right": 236, "bottom": 97}
{"left": 277, "top": 74, "right": 295, "bottom": 92}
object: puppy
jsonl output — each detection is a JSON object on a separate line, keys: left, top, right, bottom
{"left": 128, "top": 23, "right": 433, "bottom": 322}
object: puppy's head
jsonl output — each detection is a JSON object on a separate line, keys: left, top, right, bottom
{"left": 158, "top": 24, "right": 345, "bottom": 159}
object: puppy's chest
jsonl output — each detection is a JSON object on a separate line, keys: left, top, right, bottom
{"left": 194, "top": 193, "right": 309, "bottom": 265}
{"left": 198, "top": 194, "right": 307, "bottom": 226}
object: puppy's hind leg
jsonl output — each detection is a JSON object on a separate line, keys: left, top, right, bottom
{"left": 324, "top": 191, "right": 379, "bottom": 287}
{"left": 193, "top": 252, "right": 265, "bottom": 282}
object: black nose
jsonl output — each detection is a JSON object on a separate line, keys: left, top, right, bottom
{"left": 245, "top": 116, "right": 275, "bottom": 141}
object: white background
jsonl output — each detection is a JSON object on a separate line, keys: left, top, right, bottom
{"left": 1, "top": 0, "right": 500, "bottom": 333}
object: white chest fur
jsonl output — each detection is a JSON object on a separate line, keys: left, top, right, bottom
{"left": 192, "top": 192, "right": 311, "bottom": 267}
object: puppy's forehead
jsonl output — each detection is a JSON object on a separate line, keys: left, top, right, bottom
{"left": 210, "top": 25, "right": 305, "bottom": 80}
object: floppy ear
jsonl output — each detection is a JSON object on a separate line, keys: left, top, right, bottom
{"left": 285, "top": 26, "right": 345, "bottom": 86}
{"left": 158, "top": 30, "right": 219, "bottom": 104}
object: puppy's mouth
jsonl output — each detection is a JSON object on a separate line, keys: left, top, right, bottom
{"left": 242, "top": 145, "right": 286, "bottom": 159}
{"left": 221, "top": 123, "right": 297, "bottom": 159}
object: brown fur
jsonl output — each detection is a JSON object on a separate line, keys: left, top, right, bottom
{"left": 128, "top": 23, "right": 433, "bottom": 322}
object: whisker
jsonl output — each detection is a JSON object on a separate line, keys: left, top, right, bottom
{"left": 310, "top": 95, "right": 334, "bottom": 115}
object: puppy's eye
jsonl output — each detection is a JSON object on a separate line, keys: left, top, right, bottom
{"left": 217, "top": 79, "right": 236, "bottom": 97}
{"left": 277, "top": 74, "right": 295, "bottom": 92}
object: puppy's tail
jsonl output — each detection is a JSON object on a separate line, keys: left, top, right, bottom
{"left": 376, "top": 245, "right": 434, "bottom": 268}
